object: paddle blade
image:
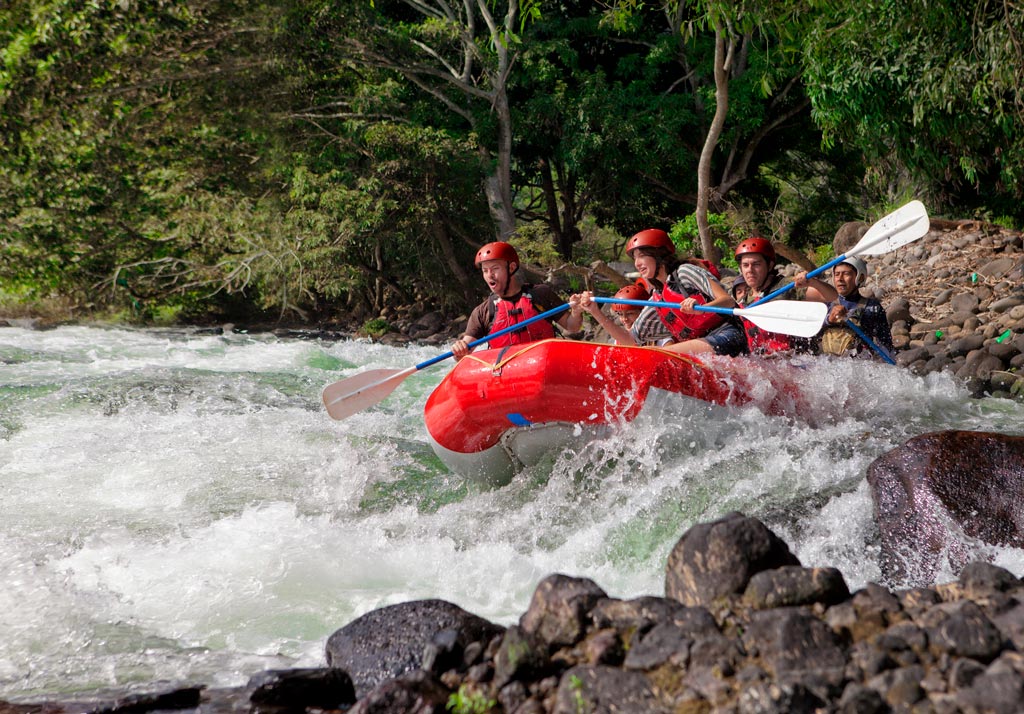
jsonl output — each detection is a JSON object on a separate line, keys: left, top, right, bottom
{"left": 322, "top": 367, "right": 416, "bottom": 421}
{"left": 738, "top": 301, "right": 828, "bottom": 338}
{"left": 853, "top": 200, "right": 929, "bottom": 256}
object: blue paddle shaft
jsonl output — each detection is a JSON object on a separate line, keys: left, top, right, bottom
{"left": 744, "top": 256, "right": 844, "bottom": 308}
{"left": 845, "top": 319, "right": 896, "bottom": 365}
{"left": 592, "top": 297, "right": 732, "bottom": 315}
{"left": 413, "top": 303, "right": 571, "bottom": 371}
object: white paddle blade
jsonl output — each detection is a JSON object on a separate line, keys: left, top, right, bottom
{"left": 322, "top": 367, "right": 416, "bottom": 420}
{"left": 853, "top": 200, "right": 929, "bottom": 256}
{"left": 738, "top": 301, "right": 828, "bottom": 338}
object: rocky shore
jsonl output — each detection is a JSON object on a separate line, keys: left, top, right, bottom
{"left": 5, "top": 510, "right": 1023, "bottom": 714}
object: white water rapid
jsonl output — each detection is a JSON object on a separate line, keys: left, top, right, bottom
{"left": 1, "top": 325, "right": 1022, "bottom": 701}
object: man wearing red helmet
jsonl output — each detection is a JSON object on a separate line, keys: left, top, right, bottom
{"left": 578, "top": 282, "right": 658, "bottom": 344}
{"left": 579, "top": 228, "right": 747, "bottom": 356}
{"left": 451, "top": 241, "right": 583, "bottom": 360}
{"left": 732, "top": 237, "right": 836, "bottom": 354}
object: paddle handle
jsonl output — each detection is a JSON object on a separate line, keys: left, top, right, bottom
{"left": 845, "top": 319, "right": 896, "bottom": 365}
{"left": 414, "top": 302, "right": 571, "bottom": 370}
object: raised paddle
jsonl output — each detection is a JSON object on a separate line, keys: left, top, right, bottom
{"left": 594, "top": 297, "right": 827, "bottom": 338}
{"left": 322, "top": 303, "right": 571, "bottom": 421}
{"left": 747, "top": 200, "right": 930, "bottom": 308}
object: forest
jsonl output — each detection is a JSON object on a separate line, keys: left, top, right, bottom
{"left": 2, "top": 0, "right": 1023, "bottom": 328}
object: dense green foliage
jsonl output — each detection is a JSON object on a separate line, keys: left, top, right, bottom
{"left": 1, "top": 0, "right": 1021, "bottom": 325}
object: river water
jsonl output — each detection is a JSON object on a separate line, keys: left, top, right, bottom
{"left": 1, "top": 324, "right": 1022, "bottom": 701}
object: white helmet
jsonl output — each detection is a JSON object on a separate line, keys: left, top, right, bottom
{"left": 838, "top": 256, "right": 868, "bottom": 284}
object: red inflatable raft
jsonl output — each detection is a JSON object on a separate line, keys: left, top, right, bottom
{"left": 423, "top": 339, "right": 806, "bottom": 485}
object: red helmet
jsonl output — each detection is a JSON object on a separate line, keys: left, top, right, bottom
{"left": 626, "top": 229, "right": 675, "bottom": 258}
{"left": 475, "top": 241, "right": 520, "bottom": 271}
{"left": 734, "top": 236, "right": 776, "bottom": 263}
{"left": 611, "top": 282, "right": 650, "bottom": 313}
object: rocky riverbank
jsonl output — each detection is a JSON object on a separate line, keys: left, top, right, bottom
{"left": 4, "top": 510, "right": 1023, "bottom": 714}
{"left": 842, "top": 219, "right": 1024, "bottom": 397}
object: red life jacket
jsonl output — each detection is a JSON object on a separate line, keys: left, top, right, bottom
{"left": 641, "top": 266, "right": 725, "bottom": 341}
{"left": 734, "top": 276, "right": 792, "bottom": 354}
{"left": 487, "top": 288, "right": 556, "bottom": 347}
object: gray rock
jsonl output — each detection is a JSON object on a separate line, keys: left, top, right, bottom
{"left": 622, "top": 621, "right": 691, "bottom": 670}
{"left": 325, "top": 599, "right": 503, "bottom": 698}
{"left": 248, "top": 668, "right": 356, "bottom": 709}
{"left": 923, "top": 600, "right": 1003, "bottom": 661}
{"left": 519, "top": 573, "right": 607, "bottom": 651}
{"left": 885, "top": 297, "right": 912, "bottom": 324}
{"left": 665, "top": 511, "right": 800, "bottom": 607}
{"left": 950, "top": 292, "right": 980, "bottom": 313}
{"left": 978, "top": 257, "right": 1019, "bottom": 278}
{"left": 493, "top": 625, "right": 548, "bottom": 689}
{"left": 553, "top": 664, "right": 671, "bottom": 714}
{"left": 990, "top": 295, "right": 1024, "bottom": 313}
{"left": 346, "top": 670, "right": 450, "bottom": 714}
{"left": 737, "top": 681, "right": 825, "bottom": 714}
{"left": 947, "top": 333, "right": 986, "bottom": 357}
{"left": 743, "top": 566, "right": 850, "bottom": 610}
{"left": 589, "top": 596, "right": 718, "bottom": 638}
{"left": 955, "top": 661, "right": 1024, "bottom": 714}
{"left": 834, "top": 221, "right": 869, "bottom": 255}
{"left": 932, "top": 288, "right": 954, "bottom": 307}
{"left": 743, "top": 608, "right": 847, "bottom": 683}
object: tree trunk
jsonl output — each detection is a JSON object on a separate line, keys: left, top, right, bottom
{"left": 491, "top": 88, "right": 517, "bottom": 238}
{"left": 696, "top": 26, "right": 733, "bottom": 265}
{"left": 432, "top": 217, "right": 477, "bottom": 305}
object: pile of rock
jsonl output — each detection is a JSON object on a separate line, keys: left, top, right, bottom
{"left": 7, "top": 509, "right": 1022, "bottom": 714}
{"left": 833, "top": 219, "right": 1024, "bottom": 397}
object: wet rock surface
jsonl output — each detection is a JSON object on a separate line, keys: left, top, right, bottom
{"left": 867, "top": 430, "right": 1024, "bottom": 586}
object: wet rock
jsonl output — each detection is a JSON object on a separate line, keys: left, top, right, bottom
{"left": 493, "top": 625, "right": 549, "bottom": 689}
{"left": 589, "top": 596, "right": 715, "bottom": 638}
{"left": 743, "top": 566, "right": 850, "bottom": 610}
{"left": 519, "top": 574, "right": 607, "bottom": 652}
{"left": 622, "top": 621, "right": 692, "bottom": 670}
{"left": 665, "top": 511, "right": 801, "bottom": 607}
{"left": 552, "top": 664, "right": 670, "bottom": 714}
{"left": 325, "top": 599, "right": 503, "bottom": 697}
{"left": 866, "top": 431, "right": 1024, "bottom": 585}
{"left": 743, "top": 608, "right": 848, "bottom": 686}
{"left": 247, "top": 668, "right": 356, "bottom": 710}
{"left": 347, "top": 670, "right": 450, "bottom": 714}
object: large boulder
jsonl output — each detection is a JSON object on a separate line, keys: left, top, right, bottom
{"left": 325, "top": 599, "right": 503, "bottom": 698}
{"left": 664, "top": 511, "right": 801, "bottom": 607}
{"left": 866, "top": 431, "right": 1024, "bottom": 585}
{"left": 834, "top": 221, "right": 869, "bottom": 255}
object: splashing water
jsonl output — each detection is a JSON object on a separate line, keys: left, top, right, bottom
{"left": 1, "top": 325, "right": 1022, "bottom": 700}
